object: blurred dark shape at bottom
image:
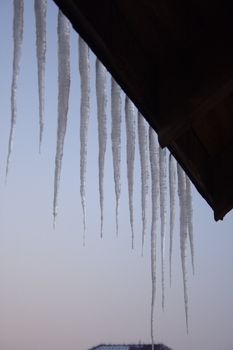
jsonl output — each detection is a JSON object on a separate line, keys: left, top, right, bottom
{"left": 130, "top": 345, "right": 172, "bottom": 350}
{"left": 89, "top": 344, "right": 172, "bottom": 350}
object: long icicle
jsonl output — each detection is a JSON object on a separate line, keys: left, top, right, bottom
{"left": 125, "top": 96, "right": 136, "bottom": 249}
{"left": 138, "top": 112, "right": 149, "bottom": 255}
{"left": 159, "top": 146, "right": 167, "bottom": 309}
{"left": 34, "top": 0, "right": 47, "bottom": 152}
{"left": 111, "top": 77, "right": 121, "bottom": 236}
{"left": 6, "top": 0, "right": 24, "bottom": 179}
{"left": 169, "top": 154, "right": 176, "bottom": 286}
{"left": 186, "top": 174, "right": 194, "bottom": 274}
{"left": 53, "top": 11, "right": 70, "bottom": 226}
{"left": 149, "top": 128, "right": 160, "bottom": 350}
{"left": 96, "top": 58, "right": 107, "bottom": 238}
{"left": 177, "top": 164, "right": 189, "bottom": 332}
{"left": 79, "top": 36, "right": 90, "bottom": 245}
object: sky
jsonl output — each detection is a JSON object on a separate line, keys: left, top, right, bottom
{"left": 0, "top": 1, "right": 233, "bottom": 350}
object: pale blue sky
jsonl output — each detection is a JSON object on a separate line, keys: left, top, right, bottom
{"left": 0, "top": 1, "right": 232, "bottom": 350}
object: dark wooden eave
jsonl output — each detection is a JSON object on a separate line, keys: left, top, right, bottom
{"left": 53, "top": 0, "right": 233, "bottom": 220}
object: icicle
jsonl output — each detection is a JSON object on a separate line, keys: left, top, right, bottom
{"left": 169, "top": 154, "right": 176, "bottom": 286}
{"left": 53, "top": 11, "right": 70, "bottom": 226}
{"left": 111, "top": 77, "right": 121, "bottom": 235}
{"left": 34, "top": 0, "right": 47, "bottom": 152}
{"left": 79, "top": 36, "right": 90, "bottom": 245}
{"left": 177, "top": 164, "right": 189, "bottom": 332}
{"left": 125, "top": 96, "right": 136, "bottom": 249}
{"left": 149, "top": 127, "right": 160, "bottom": 349}
{"left": 138, "top": 112, "right": 149, "bottom": 255}
{"left": 186, "top": 174, "right": 194, "bottom": 274}
{"left": 159, "top": 146, "right": 167, "bottom": 309}
{"left": 96, "top": 58, "right": 107, "bottom": 238}
{"left": 6, "top": 0, "right": 24, "bottom": 179}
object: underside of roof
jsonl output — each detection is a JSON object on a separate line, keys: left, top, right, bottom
{"left": 53, "top": 0, "right": 233, "bottom": 220}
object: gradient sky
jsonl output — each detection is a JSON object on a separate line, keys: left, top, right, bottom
{"left": 0, "top": 2, "right": 233, "bottom": 350}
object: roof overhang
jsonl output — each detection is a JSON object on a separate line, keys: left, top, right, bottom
{"left": 53, "top": 0, "right": 233, "bottom": 220}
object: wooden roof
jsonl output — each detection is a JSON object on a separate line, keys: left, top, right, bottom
{"left": 53, "top": 0, "right": 233, "bottom": 220}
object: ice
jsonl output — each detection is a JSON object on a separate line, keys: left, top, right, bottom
{"left": 159, "top": 146, "right": 167, "bottom": 309}
{"left": 96, "top": 58, "right": 107, "bottom": 237}
{"left": 138, "top": 112, "right": 149, "bottom": 255}
{"left": 34, "top": 0, "right": 47, "bottom": 151}
{"left": 177, "top": 164, "right": 189, "bottom": 332}
{"left": 6, "top": 0, "right": 24, "bottom": 179}
{"left": 53, "top": 10, "right": 70, "bottom": 226}
{"left": 149, "top": 127, "right": 160, "bottom": 349}
{"left": 111, "top": 77, "right": 122, "bottom": 235}
{"left": 125, "top": 96, "right": 136, "bottom": 249}
{"left": 186, "top": 175, "right": 194, "bottom": 274}
{"left": 79, "top": 36, "right": 90, "bottom": 244}
{"left": 169, "top": 154, "right": 176, "bottom": 286}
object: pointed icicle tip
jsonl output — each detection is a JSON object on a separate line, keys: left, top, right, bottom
{"left": 177, "top": 164, "right": 189, "bottom": 334}
{"left": 111, "top": 77, "right": 122, "bottom": 237}
{"left": 186, "top": 175, "right": 195, "bottom": 275}
{"left": 34, "top": 0, "right": 47, "bottom": 151}
{"left": 159, "top": 146, "right": 167, "bottom": 310}
{"left": 96, "top": 58, "right": 107, "bottom": 239}
{"left": 82, "top": 232, "right": 86, "bottom": 247}
{"left": 6, "top": 0, "right": 24, "bottom": 179}
{"left": 115, "top": 199, "right": 119, "bottom": 237}
{"left": 53, "top": 10, "right": 70, "bottom": 227}
{"left": 169, "top": 153, "right": 176, "bottom": 288}
{"left": 149, "top": 127, "right": 160, "bottom": 349}
{"left": 138, "top": 112, "right": 149, "bottom": 256}
{"left": 53, "top": 214, "right": 56, "bottom": 230}
{"left": 79, "top": 36, "right": 90, "bottom": 246}
{"left": 125, "top": 96, "right": 136, "bottom": 249}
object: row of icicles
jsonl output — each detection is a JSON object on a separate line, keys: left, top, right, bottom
{"left": 6, "top": 1, "right": 194, "bottom": 348}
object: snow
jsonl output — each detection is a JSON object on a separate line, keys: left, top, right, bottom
{"left": 111, "top": 77, "right": 122, "bottom": 235}
{"left": 6, "top": 0, "right": 24, "bottom": 178}
{"left": 34, "top": 0, "right": 47, "bottom": 151}
{"left": 125, "top": 96, "right": 136, "bottom": 248}
{"left": 79, "top": 36, "right": 90, "bottom": 244}
{"left": 53, "top": 10, "right": 70, "bottom": 226}
{"left": 96, "top": 58, "right": 107, "bottom": 237}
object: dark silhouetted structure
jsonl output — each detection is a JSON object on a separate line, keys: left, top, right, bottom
{"left": 53, "top": 0, "right": 233, "bottom": 221}
{"left": 89, "top": 344, "right": 172, "bottom": 350}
